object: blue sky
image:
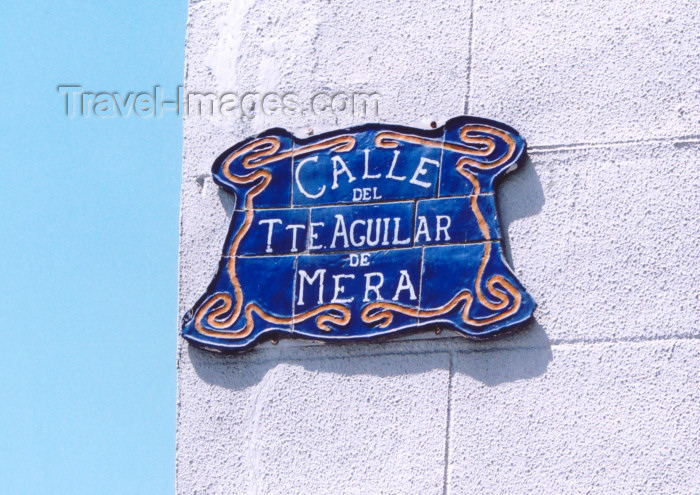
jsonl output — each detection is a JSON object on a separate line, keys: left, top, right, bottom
{"left": 0, "top": 1, "right": 186, "bottom": 493}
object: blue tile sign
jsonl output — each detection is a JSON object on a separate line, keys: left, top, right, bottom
{"left": 182, "top": 117, "right": 536, "bottom": 352}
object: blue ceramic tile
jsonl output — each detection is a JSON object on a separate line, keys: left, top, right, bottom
{"left": 212, "top": 128, "right": 294, "bottom": 209}
{"left": 181, "top": 255, "right": 296, "bottom": 351}
{"left": 420, "top": 243, "right": 535, "bottom": 337}
{"left": 182, "top": 117, "right": 536, "bottom": 353}
{"left": 307, "top": 202, "right": 415, "bottom": 253}
{"left": 293, "top": 249, "right": 421, "bottom": 338}
{"left": 238, "top": 208, "right": 310, "bottom": 256}
{"left": 415, "top": 195, "right": 500, "bottom": 245}
{"left": 439, "top": 116, "right": 526, "bottom": 197}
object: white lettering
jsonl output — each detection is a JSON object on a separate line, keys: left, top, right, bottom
{"left": 258, "top": 218, "right": 282, "bottom": 253}
{"left": 295, "top": 156, "right": 325, "bottom": 199}
{"left": 366, "top": 218, "right": 381, "bottom": 247}
{"left": 386, "top": 150, "right": 405, "bottom": 180}
{"left": 409, "top": 157, "right": 440, "bottom": 188}
{"left": 330, "top": 214, "right": 349, "bottom": 248}
{"left": 393, "top": 270, "right": 418, "bottom": 301}
{"left": 414, "top": 215, "right": 431, "bottom": 243}
{"left": 353, "top": 187, "right": 382, "bottom": 202}
{"left": 331, "top": 156, "right": 356, "bottom": 189}
{"left": 297, "top": 269, "right": 326, "bottom": 306}
{"left": 350, "top": 219, "right": 367, "bottom": 247}
{"left": 332, "top": 274, "right": 355, "bottom": 303}
{"left": 363, "top": 272, "right": 385, "bottom": 302}
{"left": 349, "top": 253, "right": 370, "bottom": 267}
{"left": 362, "top": 149, "right": 381, "bottom": 179}
{"left": 381, "top": 218, "right": 390, "bottom": 245}
{"left": 436, "top": 215, "right": 452, "bottom": 242}
{"left": 392, "top": 217, "right": 411, "bottom": 245}
{"left": 285, "top": 224, "right": 306, "bottom": 252}
{"left": 308, "top": 221, "right": 324, "bottom": 250}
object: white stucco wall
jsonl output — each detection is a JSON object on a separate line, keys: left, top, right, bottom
{"left": 177, "top": 1, "right": 700, "bottom": 493}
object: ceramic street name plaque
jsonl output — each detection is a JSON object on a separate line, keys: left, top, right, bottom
{"left": 182, "top": 117, "right": 536, "bottom": 352}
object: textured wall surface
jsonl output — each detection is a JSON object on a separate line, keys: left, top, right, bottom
{"left": 178, "top": 0, "right": 700, "bottom": 493}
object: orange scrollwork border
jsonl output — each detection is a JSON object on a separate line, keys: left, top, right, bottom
{"left": 363, "top": 125, "right": 522, "bottom": 327}
{"left": 194, "top": 135, "right": 355, "bottom": 339}
{"left": 360, "top": 242, "right": 522, "bottom": 328}
{"left": 195, "top": 124, "right": 523, "bottom": 339}
{"left": 375, "top": 124, "right": 516, "bottom": 171}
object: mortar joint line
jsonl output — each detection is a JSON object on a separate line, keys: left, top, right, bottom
{"left": 442, "top": 350, "right": 454, "bottom": 495}
{"left": 464, "top": 0, "right": 476, "bottom": 116}
{"left": 188, "top": 332, "right": 700, "bottom": 368}
{"left": 528, "top": 134, "right": 700, "bottom": 154}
